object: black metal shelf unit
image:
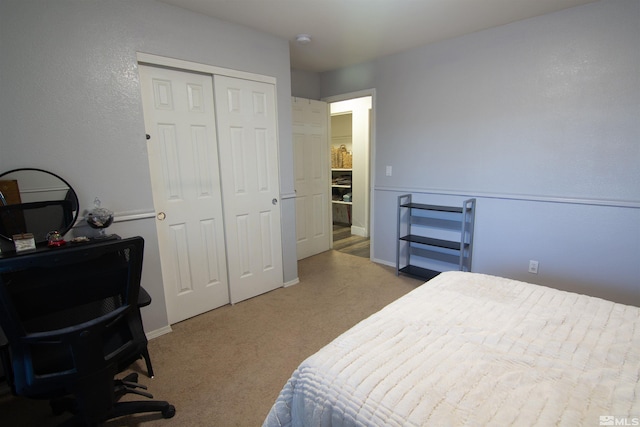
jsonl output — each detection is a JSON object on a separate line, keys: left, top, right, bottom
{"left": 396, "top": 194, "right": 476, "bottom": 281}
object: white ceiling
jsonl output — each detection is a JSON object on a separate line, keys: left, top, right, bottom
{"left": 159, "top": 0, "right": 599, "bottom": 72}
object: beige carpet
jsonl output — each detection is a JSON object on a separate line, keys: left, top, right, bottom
{"left": 0, "top": 250, "right": 423, "bottom": 426}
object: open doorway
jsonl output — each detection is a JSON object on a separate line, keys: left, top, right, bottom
{"left": 327, "top": 94, "right": 373, "bottom": 258}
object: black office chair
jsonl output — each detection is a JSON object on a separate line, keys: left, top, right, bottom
{"left": 0, "top": 236, "right": 175, "bottom": 425}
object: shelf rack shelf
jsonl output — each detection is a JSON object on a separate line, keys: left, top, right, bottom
{"left": 332, "top": 169, "right": 353, "bottom": 223}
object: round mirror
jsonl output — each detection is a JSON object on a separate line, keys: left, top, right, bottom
{"left": 0, "top": 168, "right": 79, "bottom": 243}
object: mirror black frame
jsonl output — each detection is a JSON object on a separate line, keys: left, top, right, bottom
{"left": 0, "top": 168, "right": 79, "bottom": 243}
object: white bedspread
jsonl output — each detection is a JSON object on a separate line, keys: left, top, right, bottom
{"left": 263, "top": 272, "right": 640, "bottom": 427}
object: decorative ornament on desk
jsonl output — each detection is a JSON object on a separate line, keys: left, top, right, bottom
{"left": 46, "top": 230, "right": 66, "bottom": 247}
{"left": 86, "top": 197, "right": 114, "bottom": 238}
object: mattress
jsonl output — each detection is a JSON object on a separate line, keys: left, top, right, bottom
{"left": 263, "top": 271, "right": 640, "bottom": 427}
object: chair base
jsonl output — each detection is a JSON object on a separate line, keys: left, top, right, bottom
{"left": 50, "top": 373, "right": 175, "bottom": 426}
{"left": 53, "top": 400, "right": 176, "bottom": 427}
{"left": 108, "top": 399, "right": 176, "bottom": 420}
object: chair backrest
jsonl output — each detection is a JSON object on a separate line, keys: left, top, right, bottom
{"left": 0, "top": 237, "right": 145, "bottom": 405}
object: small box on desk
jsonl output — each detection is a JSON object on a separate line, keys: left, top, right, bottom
{"left": 12, "top": 233, "right": 36, "bottom": 253}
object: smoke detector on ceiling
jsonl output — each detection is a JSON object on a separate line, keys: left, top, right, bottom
{"left": 295, "top": 34, "right": 312, "bottom": 45}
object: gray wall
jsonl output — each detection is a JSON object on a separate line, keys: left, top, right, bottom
{"left": 291, "top": 68, "right": 321, "bottom": 100}
{"left": 0, "top": 0, "right": 298, "bottom": 332}
{"left": 321, "top": 0, "right": 640, "bottom": 305}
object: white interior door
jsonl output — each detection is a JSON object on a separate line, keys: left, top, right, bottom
{"left": 139, "top": 64, "right": 229, "bottom": 324}
{"left": 292, "top": 97, "right": 331, "bottom": 260}
{"left": 214, "top": 75, "right": 283, "bottom": 304}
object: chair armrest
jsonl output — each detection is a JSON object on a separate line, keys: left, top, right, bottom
{"left": 138, "top": 287, "right": 152, "bottom": 308}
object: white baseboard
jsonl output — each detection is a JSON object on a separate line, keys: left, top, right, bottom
{"left": 146, "top": 325, "right": 172, "bottom": 340}
{"left": 350, "top": 226, "right": 367, "bottom": 237}
{"left": 284, "top": 277, "right": 300, "bottom": 287}
{"left": 372, "top": 257, "right": 395, "bottom": 268}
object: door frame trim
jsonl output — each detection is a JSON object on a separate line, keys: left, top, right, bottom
{"left": 137, "top": 53, "right": 283, "bottom": 319}
{"left": 323, "top": 89, "right": 376, "bottom": 260}
{"left": 136, "top": 52, "right": 276, "bottom": 85}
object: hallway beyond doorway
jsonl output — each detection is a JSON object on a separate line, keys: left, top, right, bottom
{"left": 333, "top": 225, "right": 370, "bottom": 258}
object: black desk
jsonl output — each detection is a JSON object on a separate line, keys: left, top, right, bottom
{"left": 0, "top": 235, "right": 121, "bottom": 342}
{"left": 0, "top": 234, "right": 151, "bottom": 306}
{"left": 0, "top": 234, "right": 120, "bottom": 259}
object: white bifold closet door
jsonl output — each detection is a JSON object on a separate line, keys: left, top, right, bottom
{"left": 213, "top": 75, "right": 283, "bottom": 304}
{"left": 139, "top": 65, "right": 282, "bottom": 324}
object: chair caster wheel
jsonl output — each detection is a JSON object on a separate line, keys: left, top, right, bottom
{"left": 50, "top": 397, "right": 74, "bottom": 416}
{"left": 50, "top": 400, "right": 67, "bottom": 416}
{"left": 162, "top": 404, "right": 176, "bottom": 418}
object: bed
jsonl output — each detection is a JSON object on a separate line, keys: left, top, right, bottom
{"left": 263, "top": 271, "right": 639, "bottom": 427}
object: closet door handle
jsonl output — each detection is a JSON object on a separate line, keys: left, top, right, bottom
{"left": 157, "top": 212, "right": 166, "bottom": 221}
{"left": 272, "top": 198, "right": 278, "bottom": 205}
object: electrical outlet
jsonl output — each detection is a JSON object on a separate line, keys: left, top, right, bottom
{"left": 528, "top": 260, "right": 539, "bottom": 274}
